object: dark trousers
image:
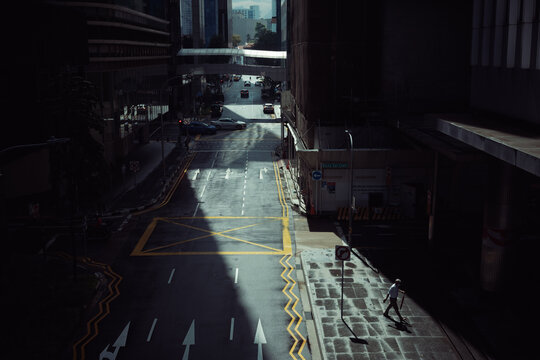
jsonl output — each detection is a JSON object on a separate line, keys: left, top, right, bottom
{"left": 385, "top": 298, "right": 403, "bottom": 320}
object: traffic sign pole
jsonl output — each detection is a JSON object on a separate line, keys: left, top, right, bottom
{"left": 336, "top": 245, "right": 360, "bottom": 341}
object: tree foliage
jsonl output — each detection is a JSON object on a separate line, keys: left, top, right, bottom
{"left": 253, "top": 23, "right": 279, "bottom": 50}
{"left": 232, "top": 34, "right": 241, "bottom": 47}
{"left": 252, "top": 23, "right": 280, "bottom": 65}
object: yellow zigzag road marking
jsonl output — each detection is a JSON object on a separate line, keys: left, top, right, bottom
{"left": 286, "top": 255, "right": 307, "bottom": 358}
{"left": 280, "top": 254, "right": 298, "bottom": 360}
{"left": 280, "top": 254, "right": 306, "bottom": 360}
{"left": 71, "top": 257, "right": 122, "bottom": 360}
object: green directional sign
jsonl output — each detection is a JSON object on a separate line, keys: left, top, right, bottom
{"left": 322, "top": 162, "right": 348, "bottom": 169}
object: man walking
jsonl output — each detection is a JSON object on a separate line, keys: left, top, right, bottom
{"left": 383, "top": 278, "right": 405, "bottom": 322}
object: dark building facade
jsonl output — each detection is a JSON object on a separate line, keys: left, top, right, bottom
{"left": 3, "top": 0, "right": 180, "bottom": 217}
{"left": 285, "top": 0, "right": 539, "bottom": 301}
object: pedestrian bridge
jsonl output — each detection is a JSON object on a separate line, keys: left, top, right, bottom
{"left": 177, "top": 48, "right": 287, "bottom": 81}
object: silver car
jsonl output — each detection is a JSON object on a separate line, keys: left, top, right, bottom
{"left": 210, "top": 117, "right": 247, "bottom": 130}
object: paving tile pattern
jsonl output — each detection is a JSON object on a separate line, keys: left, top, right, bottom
{"left": 301, "top": 249, "right": 460, "bottom": 360}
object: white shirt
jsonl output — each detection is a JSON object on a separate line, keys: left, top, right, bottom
{"left": 388, "top": 283, "right": 400, "bottom": 299}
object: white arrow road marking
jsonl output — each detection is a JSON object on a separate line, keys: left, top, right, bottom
{"left": 99, "top": 322, "right": 130, "bottom": 360}
{"left": 191, "top": 169, "right": 200, "bottom": 180}
{"left": 225, "top": 168, "right": 232, "bottom": 179}
{"left": 254, "top": 318, "right": 267, "bottom": 360}
{"left": 182, "top": 320, "right": 195, "bottom": 360}
{"left": 259, "top": 168, "right": 268, "bottom": 179}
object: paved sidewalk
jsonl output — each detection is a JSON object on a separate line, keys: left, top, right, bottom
{"left": 101, "top": 141, "right": 183, "bottom": 215}
{"left": 278, "top": 160, "right": 491, "bottom": 360}
{"left": 300, "top": 247, "right": 461, "bottom": 360}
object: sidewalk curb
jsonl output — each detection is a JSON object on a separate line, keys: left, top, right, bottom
{"left": 300, "top": 252, "right": 327, "bottom": 360}
{"left": 279, "top": 159, "right": 306, "bottom": 215}
{"left": 279, "top": 157, "right": 324, "bottom": 360}
{"left": 102, "top": 152, "right": 189, "bottom": 218}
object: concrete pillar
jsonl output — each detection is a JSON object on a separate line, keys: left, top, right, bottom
{"left": 480, "top": 161, "right": 517, "bottom": 292}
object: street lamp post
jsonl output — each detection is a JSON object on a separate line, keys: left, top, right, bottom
{"left": 345, "top": 130, "right": 353, "bottom": 245}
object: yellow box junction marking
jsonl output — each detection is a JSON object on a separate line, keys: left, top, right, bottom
{"left": 131, "top": 216, "right": 288, "bottom": 256}
{"left": 131, "top": 160, "right": 292, "bottom": 256}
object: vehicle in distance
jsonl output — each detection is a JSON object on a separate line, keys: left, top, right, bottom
{"left": 233, "top": 75, "right": 241, "bottom": 81}
{"left": 255, "top": 81, "right": 263, "bottom": 86}
{"left": 136, "top": 104, "right": 147, "bottom": 114}
{"left": 263, "top": 103, "right": 275, "bottom": 114}
{"left": 211, "top": 103, "right": 223, "bottom": 117}
{"left": 244, "top": 81, "right": 251, "bottom": 87}
{"left": 210, "top": 118, "right": 246, "bottom": 130}
{"left": 240, "top": 89, "right": 249, "bottom": 98}
{"left": 185, "top": 121, "right": 217, "bottom": 134}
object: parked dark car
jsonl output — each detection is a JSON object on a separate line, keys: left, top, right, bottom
{"left": 185, "top": 121, "right": 217, "bottom": 134}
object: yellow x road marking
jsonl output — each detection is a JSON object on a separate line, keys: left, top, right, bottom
{"left": 131, "top": 216, "right": 292, "bottom": 256}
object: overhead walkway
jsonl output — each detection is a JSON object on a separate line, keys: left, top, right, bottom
{"left": 426, "top": 113, "right": 540, "bottom": 177}
{"left": 177, "top": 48, "right": 286, "bottom": 59}
{"left": 177, "top": 48, "right": 287, "bottom": 81}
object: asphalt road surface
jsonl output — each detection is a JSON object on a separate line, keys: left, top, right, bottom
{"left": 75, "top": 76, "right": 308, "bottom": 360}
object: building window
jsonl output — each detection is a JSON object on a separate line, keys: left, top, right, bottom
{"left": 506, "top": 0, "right": 521, "bottom": 68}
{"left": 493, "top": 27, "right": 504, "bottom": 66}
{"left": 471, "top": 0, "right": 483, "bottom": 66}
{"left": 472, "top": 28, "right": 481, "bottom": 65}
{"left": 520, "top": 0, "right": 536, "bottom": 69}
{"left": 537, "top": 21, "right": 540, "bottom": 69}
{"left": 521, "top": 22, "right": 533, "bottom": 68}
{"left": 493, "top": 0, "right": 507, "bottom": 67}
{"left": 482, "top": 28, "right": 493, "bottom": 66}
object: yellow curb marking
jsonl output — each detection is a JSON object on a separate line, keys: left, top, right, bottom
{"left": 132, "top": 153, "right": 196, "bottom": 216}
